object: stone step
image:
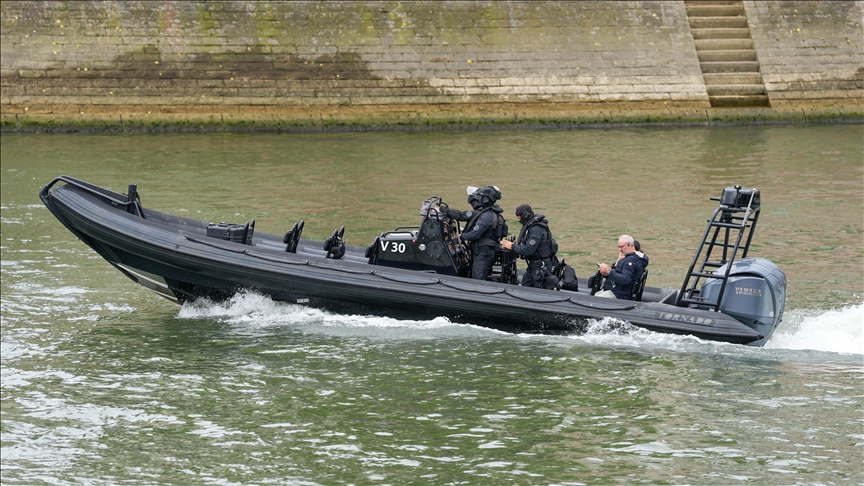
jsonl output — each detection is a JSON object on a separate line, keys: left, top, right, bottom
{"left": 695, "top": 38, "right": 754, "bottom": 51}
{"left": 685, "top": 5, "right": 745, "bottom": 17}
{"left": 692, "top": 29, "right": 753, "bottom": 41}
{"left": 709, "top": 95, "right": 771, "bottom": 107}
{"left": 691, "top": 27, "right": 752, "bottom": 39}
{"left": 700, "top": 61, "right": 760, "bottom": 73}
{"left": 706, "top": 84, "right": 767, "bottom": 96}
{"left": 688, "top": 16, "right": 749, "bottom": 29}
{"left": 703, "top": 73, "right": 764, "bottom": 85}
{"left": 684, "top": 0, "right": 744, "bottom": 6}
{"left": 687, "top": 0, "right": 767, "bottom": 107}
{"left": 697, "top": 50, "right": 757, "bottom": 62}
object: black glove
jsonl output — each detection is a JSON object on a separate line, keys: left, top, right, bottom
{"left": 442, "top": 206, "right": 461, "bottom": 220}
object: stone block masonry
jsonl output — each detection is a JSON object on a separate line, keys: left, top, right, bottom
{"left": 746, "top": 1, "right": 863, "bottom": 108}
{"left": 0, "top": 1, "right": 860, "bottom": 132}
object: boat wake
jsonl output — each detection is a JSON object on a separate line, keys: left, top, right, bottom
{"left": 765, "top": 302, "right": 863, "bottom": 355}
{"left": 176, "top": 291, "right": 464, "bottom": 333}
{"left": 175, "top": 292, "right": 863, "bottom": 354}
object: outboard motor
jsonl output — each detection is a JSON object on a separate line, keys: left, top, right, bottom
{"left": 366, "top": 196, "right": 469, "bottom": 276}
{"left": 676, "top": 185, "right": 787, "bottom": 345}
{"left": 700, "top": 258, "right": 787, "bottom": 347}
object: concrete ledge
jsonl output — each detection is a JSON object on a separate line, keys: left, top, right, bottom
{"left": 123, "top": 113, "right": 225, "bottom": 131}
{"left": 1, "top": 104, "right": 860, "bottom": 132}
{"left": 707, "top": 106, "right": 806, "bottom": 124}
{"left": 14, "top": 113, "right": 125, "bottom": 132}
{"left": 802, "top": 105, "right": 864, "bottom": 122}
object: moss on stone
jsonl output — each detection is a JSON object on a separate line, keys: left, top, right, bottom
{"left": 16, "top": 115, "right": 121, "bottom": 132}
{"left": 196, "top": 4, "right": 219, "bottom": 34}
{"left": 803, "top": 105, "right": 864, "bottom": 122}
{"left": 0, "top": 115, "right": 19, "bottom": 129}
{"left": 2, "top": 106, "right": 861, "bottom": 133}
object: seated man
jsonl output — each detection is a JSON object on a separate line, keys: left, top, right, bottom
{"left": 633, "top": 240, "right": 648, "bottom": 264}
{"left": 596, "top": 235, "right": 647, "bottom": 300}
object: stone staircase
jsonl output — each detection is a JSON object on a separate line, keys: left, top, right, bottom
{"left": 685, "top": 0, "right": 770, "bottom": 107}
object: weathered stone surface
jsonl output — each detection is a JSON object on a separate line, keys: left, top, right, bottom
{"left": 745, "top": 0, "right": 863, "bottom": 107}
{"left": 0, "top": 0, "right": 860, "bottom": 130}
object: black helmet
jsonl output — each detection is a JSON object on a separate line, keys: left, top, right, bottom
{"left": 468, "top": 185, "right": 501, "bottom": 209}
{"left": 467, "top": 192, "right": 483, "bottom": 210}
{"left": 515, "top": 204, "right": 533, "bottom": 220}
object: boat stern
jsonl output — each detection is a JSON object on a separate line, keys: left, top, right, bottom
{"left": 700, "top": 257, "right": 787, "bottom": 346}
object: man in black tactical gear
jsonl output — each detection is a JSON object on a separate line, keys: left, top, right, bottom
{"left": 500, "top": 204, "right": 557, "bottom": 288}
{"left": 439, "top": 186, "right": 506, "bottom": 280}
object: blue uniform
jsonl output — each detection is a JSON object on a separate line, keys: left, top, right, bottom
{"left": 602, "top": 252, "right": 647, "bottom": 300}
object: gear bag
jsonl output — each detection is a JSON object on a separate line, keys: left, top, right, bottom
{"left": 542, "top": 272, "right": 560, "bottom": 290}
{"left": 559, "top": 264, "right": 578, "bottom": 291}
{"left": 531, "top": 260, "right": 559, "bottom": 290}
{"left": 552, "top": 258, "right": 577, "bottom": 291}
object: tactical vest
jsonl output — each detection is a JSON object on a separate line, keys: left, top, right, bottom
{"left": 467, "top": 207, "right": 507, "bottom": 246}
{"left": 518, "top": 218, "right": 554, "bottom": 261}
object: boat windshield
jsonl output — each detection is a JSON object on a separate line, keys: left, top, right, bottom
{"left": 419, "top": 196, "right": 441, "bottom": 216}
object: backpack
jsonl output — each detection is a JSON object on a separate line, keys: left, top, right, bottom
{"left": 542, "top": 272, "right": 560, "bottom": 290}
{"left": 552, "top": 258, "right": 577, "bottom": 292}
{"left": 535, "top": 218, "right": 557, "bottom": 256}
{"left": 559, "top": 264, "right": 578, "bottom": 291}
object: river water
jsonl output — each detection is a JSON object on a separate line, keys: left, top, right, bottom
{"left": 2, "top": 125, "right": 862, "bottom": 485}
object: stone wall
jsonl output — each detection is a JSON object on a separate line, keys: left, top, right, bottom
{"left": 0, "top": 1, "right": 860, "bottom": 131}
{"left": 746, "top": 1, "right": 863, "bottom": 109}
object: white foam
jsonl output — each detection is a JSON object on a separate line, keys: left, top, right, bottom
{"left": 176, "top": 291, "right": 470, "bottom": 332}
{"left": 174, "top": 291, "right": 864, "bottom": 354}
{"left": 765, "top": 303, "right": 864, "bottom": 354}
{"left": 560, "top": 316, "right": 715, "bottom": 351}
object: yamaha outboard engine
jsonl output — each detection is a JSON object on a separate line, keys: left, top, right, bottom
{"left": 676, "top": 185, "right": 787, "bottom": 346}
{"left": 700, "top": 258, "right": 787, "bottom": 347}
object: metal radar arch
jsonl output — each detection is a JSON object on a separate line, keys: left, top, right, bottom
{"left": 676, "top": 185, "right": 761, "bottom": 310}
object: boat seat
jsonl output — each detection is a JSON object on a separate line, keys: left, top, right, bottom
{"left": 632, "top": 268, "right": 648, "bottom": 301}
{"left": 244, "top": 219, "right": 255, "bottom": 245}
{"left": 283, "top": 220, "right": 305, "bottom": 253}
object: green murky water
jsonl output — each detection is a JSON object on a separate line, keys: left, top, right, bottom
{"left": 2, "top": 125, "right": 862, "bottom": 485}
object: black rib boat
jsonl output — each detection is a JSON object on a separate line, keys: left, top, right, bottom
{"left": 40, "top": 176, "right": 786, "bottom": 346}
